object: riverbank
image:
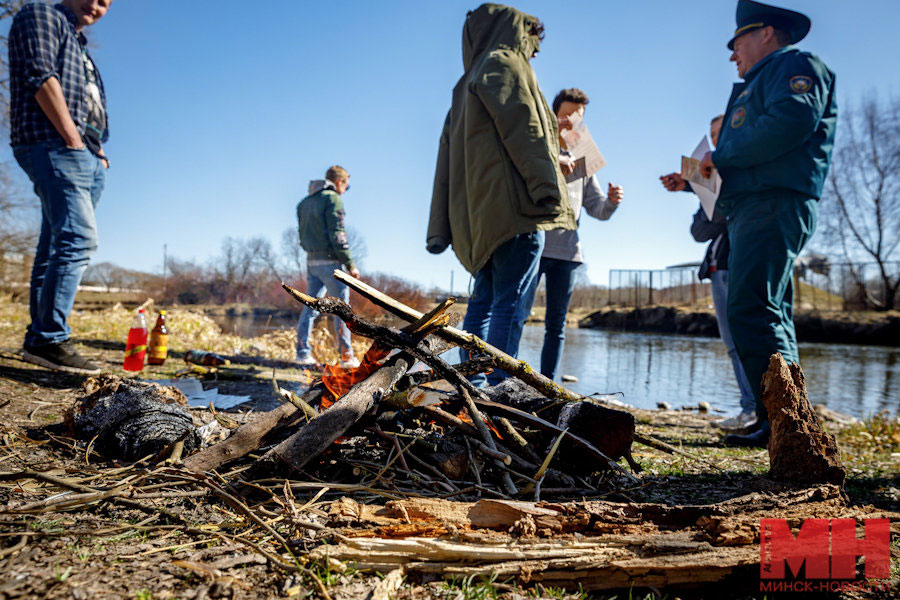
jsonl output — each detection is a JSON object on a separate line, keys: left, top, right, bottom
{"left": 0, "top": 298, "right": 898, "bottom": 598}
{"left": 578, "top": 306, "right": 900, "bottom": 346}
{"left": 71, "top": 290, "right": 899, "bottom": 348}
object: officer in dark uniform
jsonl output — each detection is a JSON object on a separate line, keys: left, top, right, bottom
{"left": 699, "top": 0, "right": 837, "bottom": 446}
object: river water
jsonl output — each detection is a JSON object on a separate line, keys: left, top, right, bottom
{"left": 214, "top": 314, "right": 898, "bottom": 419}
{"left": 517, "top": 327, "right": 899, "bottom": 419}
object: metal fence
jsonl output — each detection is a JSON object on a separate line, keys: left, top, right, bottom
{"left": 607, "top": 262, "right": 900, "bottom": 311}
{"left": 608, "top": 267, "right": 709, "bottom": 308}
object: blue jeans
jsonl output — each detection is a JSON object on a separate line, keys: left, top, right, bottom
{"left": 461, "top": 231, "right": 544, "bottom": 386}
{"left": 13, "top": 141, "right": 106, "bottom": 347}
{"left": 518, "top": 257, "right": 581, "bottom": 381}
{"left": 295, "top": 262, "right": 354, "bottom": 360}
{"left": 710, "top": 269, "right": 755, "bottom": 414}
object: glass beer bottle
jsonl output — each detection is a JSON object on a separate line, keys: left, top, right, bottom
{"left": 148, "top": 310, "right": 169, "bottom": 366}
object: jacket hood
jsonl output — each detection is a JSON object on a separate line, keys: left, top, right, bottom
{"left": 307, "top": 179, "right": 336, "bottom": 195}
{"left": 462, "top": 3, "right": 541, "bottom": 70}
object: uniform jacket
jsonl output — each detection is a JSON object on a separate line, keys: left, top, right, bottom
{"left": 713, "top": 46, "right": 837, "bottom": 214}
{"left": 426, "top": 3, "right": 575, "bottom": 275}
{"left": 296, "top": 180, "right": 354, "bottom": 269}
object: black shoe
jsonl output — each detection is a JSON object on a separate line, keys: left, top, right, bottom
{"left": 22, "top": 341, "right": 101, "bottom": 375}
{"left": 724, "top": 420, "right": 771, "bottom": 448}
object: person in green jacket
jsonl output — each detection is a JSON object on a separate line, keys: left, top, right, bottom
{"left": 427, "top": 3, "right": 575, "bottom": 386}
{"left": 295, "top": 165, "right": 360, "bottom": 369}
{"left": 699, "top": 0, "right": 837, "bottom": 447}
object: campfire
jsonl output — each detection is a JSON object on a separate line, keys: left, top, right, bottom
{"left": 178, "top": 271, "right": 641, "bottom": 499}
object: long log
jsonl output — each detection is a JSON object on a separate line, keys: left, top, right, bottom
{"left": 334, "top": 270, "right": 622, "bottom": 405}
{"left": 184, "top": 386, "right": 322, "bottom": 473}
{"left": 257, "top": 353, "right": 414, "bottom": 474}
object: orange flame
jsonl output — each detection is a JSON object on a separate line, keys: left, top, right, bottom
{"left": 320, "top": 343, "right": 392, "bottom": 407}
{"left": 456, "top": 409, "right": 503, "bottom": 439}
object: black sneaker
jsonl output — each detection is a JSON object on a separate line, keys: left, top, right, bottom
{"left": 22, "top": 341, "right": 101, "bottom": 376}
{"left": 723, "top": 420, "right": 771, "bottom": 448}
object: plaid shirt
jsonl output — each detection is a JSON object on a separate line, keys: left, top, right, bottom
{"left": 8, "top": 2, "right": 108, "bottom": 147}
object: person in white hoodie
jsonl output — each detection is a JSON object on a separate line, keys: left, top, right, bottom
{"left": 515, "top": 88, "right": 623, "bottom": 381}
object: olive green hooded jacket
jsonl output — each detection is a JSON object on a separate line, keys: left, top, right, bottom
{"left": 426, "top": 3, "right": 575, "bottom": 275}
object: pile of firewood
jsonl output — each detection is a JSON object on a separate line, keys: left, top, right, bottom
{"left": 179, "top": 272, "right": 641, "bottom": 500}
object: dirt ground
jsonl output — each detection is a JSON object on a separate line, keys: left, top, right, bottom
{"left": 0, "top": 300, "right": 898, "bottom": 600}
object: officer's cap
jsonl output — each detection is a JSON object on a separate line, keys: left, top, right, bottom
{"left": 727, "top": 0, "right": 811, "bottom": 50}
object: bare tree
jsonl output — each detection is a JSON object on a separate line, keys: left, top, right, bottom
{"left": 83, "top": 261, "right": 122, "bottom": 292}
{"left": 280, "top": 226, "right": 305, "bottom": 281}
{"left": 818, "top": 95, "right": 900, "bottom": 310}
{"left": 0, "top": 1, "right": 37, "bottom": 288}
{"left": 217, "top": 237, "right": 260, "bottom": 303}
{"left": 347, "top": 227, "right": 367, "bottom": 269}
{"left": 0, "top": 0, "right": 27, "bottom": 134}
{"left": 246, "top": 236, "right": 282, "bottom": 281}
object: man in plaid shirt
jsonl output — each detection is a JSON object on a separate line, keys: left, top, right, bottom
{"left": 9, "top": 0, "right": 112, "bottom": 375}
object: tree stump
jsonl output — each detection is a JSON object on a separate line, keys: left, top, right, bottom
{"left": 762, "top": 354, "right": 845, "bottom": 485}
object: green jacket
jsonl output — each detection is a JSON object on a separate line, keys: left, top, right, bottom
{"left": 713, "top": 46, "right": 837, "bottom": 215}
{"left": 427, "top": 3, "right": 575, "bottom": 275}
{"left": 296, "top": 181, "right": 354, "bottom": 269}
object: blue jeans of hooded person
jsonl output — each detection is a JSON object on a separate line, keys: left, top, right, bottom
{"left": 515, "top": 257, "right": 582, "bottom": 381}
{"left": 13, "top": 141, "right": 106, "bottom": 348}
{"left": 295, "top": 262, "right": 354, "bottom": 360}
{"left": 460, "top": 231, "right": 544, "bottom": 387}
{"left": 709, "top": 269, "right": 756, "bottom": 414}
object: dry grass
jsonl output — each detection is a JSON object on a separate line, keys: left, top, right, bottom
{"left": 0, "top": 295, "right": 371, "bottom": 365}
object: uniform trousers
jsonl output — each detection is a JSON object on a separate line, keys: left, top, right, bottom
{"left": 726, "top": 190, "right": 817, "bottom": 422}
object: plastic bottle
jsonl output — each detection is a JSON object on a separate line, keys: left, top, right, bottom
{"left": 123, "top": 309, "right": 148, "bottom": 371}
{"left": 148, "top": 310, "right": 169, "bottom": 366}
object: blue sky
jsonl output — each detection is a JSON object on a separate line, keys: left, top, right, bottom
{"left": 3, "top": 1, "right": 899, "bottom": 292}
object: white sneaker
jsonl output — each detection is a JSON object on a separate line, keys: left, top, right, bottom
{"left": 339, "top": 356, "right": 360, "bottom": 369}
{"left": 715, "top": 411, "right": 758, "bottom": 431}
{"left": 295, "top": 356, "right": 317, "bottom": 367}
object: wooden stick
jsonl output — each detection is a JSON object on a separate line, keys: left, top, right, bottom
{"left": 421, "top": 406, "right": 479, "bottom": 437}
{"left": 471, "top": 440, "right": 512, "bottom": 466}
{"left": 184, "top": 385, "right": 322, "bottom": 473}
{"left": 497, "top": 417, "right": 531, "bottom": 452}
{"left": 395, "top": 357, "right": 498, "bottom": 391}
{"left": 333, "top": 270, "right": 612, "bottom": 405}
{"left": 459, "top": 388, "right": 517, "bottom": 494}
{"left": 257, "top": 353, "right": 414, "bottom": 474}
{"left": 278, "top": 387, "right": 319, "bottom": 421}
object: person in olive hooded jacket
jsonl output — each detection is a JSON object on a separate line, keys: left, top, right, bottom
{"left": 427, "top": 3, "right": 575, "bottom": 386}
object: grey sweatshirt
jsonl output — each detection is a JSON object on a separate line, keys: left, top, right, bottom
{"left": 542, "top": 156, "right": 618, "bottom": 263}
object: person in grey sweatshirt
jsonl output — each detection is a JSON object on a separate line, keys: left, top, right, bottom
{"left": 514, "top": 88, "right": 623, "bottom": 380}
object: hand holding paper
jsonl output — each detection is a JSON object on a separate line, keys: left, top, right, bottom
{"left": 680, "top": 136, "right": 722, "bottom": 220}
{"left": 699, "top": 152, "right": 715, "bottom": 178}
{"left": 560, "top": 111, "right": 606, "bottom": 183}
